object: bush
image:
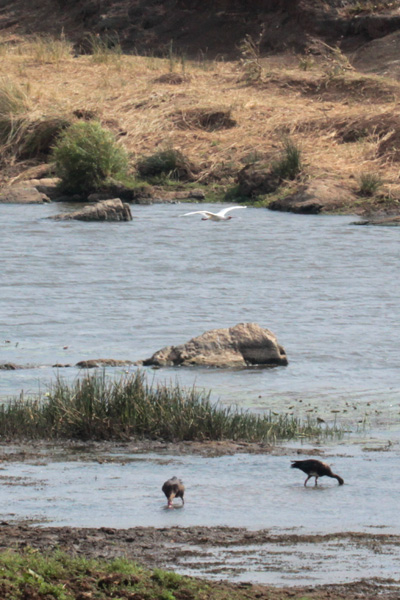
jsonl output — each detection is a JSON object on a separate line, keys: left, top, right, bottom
{"left": 52, "top": 121, "right": 129, "bottom": 194}
{"left": 136, "top": 148, "right": 194, "bottom": 181}
{"left": 358, "top": 172, "right": 383, "bottom": 197}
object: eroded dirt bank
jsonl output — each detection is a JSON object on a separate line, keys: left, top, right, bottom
{"left": 1, "top": 523, "right": 399, "bottom": 599}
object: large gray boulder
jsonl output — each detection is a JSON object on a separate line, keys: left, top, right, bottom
{"left": 139, "top": 323, "right": 288, "bottom": 368}
{"left": 50, "top": 198, "right": 132, "bottom": 221}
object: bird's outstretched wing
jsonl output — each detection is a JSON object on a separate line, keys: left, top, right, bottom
{"left": 180, "top": 211, "right": 212, "bottom": 217}
{"left": 218, "top": 206, "right": 247, "bottom": 217}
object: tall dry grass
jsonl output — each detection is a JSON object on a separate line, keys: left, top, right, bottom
{"left": 0, "top": 31, "right": 398, "bottom": 196}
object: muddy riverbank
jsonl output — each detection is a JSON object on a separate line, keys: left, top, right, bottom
{"left": 1, "top": 523, "right": 399, "bottom": 599}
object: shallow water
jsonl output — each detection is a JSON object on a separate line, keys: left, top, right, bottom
{"left": 175, "top": 538, "right": 400, "bottom": 585}
{"left": 1, "top": 201, "right": 400, "bottom": 585}
{"left": 1, "top": 202, "right": 400, "bottom": 426}
{"left": 0, "top": 442, "right": 399, "bottom": 533}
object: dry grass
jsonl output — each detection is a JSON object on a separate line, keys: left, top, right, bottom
{"left": 0, "top": 35, "right": 399, "bottom": 196}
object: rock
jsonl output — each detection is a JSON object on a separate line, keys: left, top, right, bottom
{"left": 76, "top": 359, "right": 135, "bottom": 368}
{"left": 0, "top": 185, "right": 51, "bottom": 204}
{"left": 50, "top": 199, "right": 133, "bottom": 221}
{"left": 88, "top": 181, "right": 154, "bottom": 203}
{"left": 354, "top": 216, "right": 400, "bottom": 226}
{"left": 0, "top": 363, "right": 19, "bottom": 370}
{"left": 268, "top": 179, "right": 356, "bottom": 214}
{"left": 34, "top": 178, "right": 62, "bottom": 199}
{"left": 350, "top": 30, "right": 400, "bottom": 81}
{"left": 139, "top": 323, "right": 288, "bottom": 368}
{"left": 237, "top": 164, "right": 280, "bottom": 197}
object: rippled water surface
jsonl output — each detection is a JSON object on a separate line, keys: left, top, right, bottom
{"left": 0, "top": 444, "right": 398, "bottom": 532}
{"left": 1, "top": 201, "right": 400, "bottom": 585}
{"left": 1, "top": 202, "right": 400, "bottom": 424}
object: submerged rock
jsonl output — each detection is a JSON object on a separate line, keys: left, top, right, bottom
{"left": 76, "top": 359, "right": 135, "bottom": 368}
{"left": 50, "top": 198, "right": 132, "bottom": 221}
{"left": 139, "top": 323, "right": 288, "bottom": 368}
{"left": 354, "top": 215, "right": 400, "bottom": 226}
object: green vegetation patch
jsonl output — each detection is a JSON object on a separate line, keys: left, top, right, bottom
{"left": 271, "top": 138, "right": 302, "bottom": 181}
{"left": 52, "top": 120, "right": 129, "bottom": 194}
{"left": 0, "top": 372, "right": 341, "bottom": 442}
{"left": 0, "top": 547, "right": 338, "bottom": 600}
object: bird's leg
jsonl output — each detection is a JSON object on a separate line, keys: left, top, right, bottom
{"left": 304, "top": 476, "right": 310, "bottom": 487}
{"left": 314, "top": 477, "right": 318, "bottom": 487}
{"left": 167, "top": 493, "right": 176, "bottom": 508}
{"left": 181, "top": 497, "right": 184, "bottom": 506}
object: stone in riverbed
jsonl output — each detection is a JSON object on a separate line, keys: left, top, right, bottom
{"left": 76, "top": 359, "right": 135, "bottom": 368}
{"left": 354, "top": 215, "right": 400, "bottom": 226}
{"left": 138, "top": 323, "right": 288, "bottom": 368}
{"left": 50, "top": 198, "right": 132, "bottom": 221}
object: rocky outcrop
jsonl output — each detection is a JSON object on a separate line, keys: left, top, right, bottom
{"left": 0, "top": 184, "right": 51, "bottom": 204}
{"left": 139, "top": 323, "right": 288, "bottom": 368}
{"left": 50, "top": 199, "right": 132, "bottom": 221}
{"left": 268, "top": 179, "right": 357, "bottom": 214}
{"left": 350, "top": 30, "right": 400, "bottom": 80}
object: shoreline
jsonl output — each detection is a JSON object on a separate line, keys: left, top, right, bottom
{"left": 1, "top": 523, "right": 399, "bottom": 598}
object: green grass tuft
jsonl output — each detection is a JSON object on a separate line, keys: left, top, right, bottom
{"left": 358, "top": 172, "right": 383, "bottom": 197}
{"left": 271, "top": 138, "right": 303, "bottom": 181}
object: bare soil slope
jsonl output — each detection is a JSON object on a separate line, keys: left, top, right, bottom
{"left": 0, "top": 0, "right": 398, "bottom": 59}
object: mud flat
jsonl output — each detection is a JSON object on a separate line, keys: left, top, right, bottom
{"left": 0, "top": 523, "right": 399, "bottom": 599}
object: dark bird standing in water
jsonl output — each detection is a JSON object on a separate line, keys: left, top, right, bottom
{"left": 162, "top": 477, "right": 185, "bottom": 508}
{"left": 291, "top": 459, "right": 344, "bottom": 487}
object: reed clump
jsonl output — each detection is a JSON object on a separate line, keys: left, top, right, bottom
{"left": 0, "top": 372, "right": 340, "bottom": 442}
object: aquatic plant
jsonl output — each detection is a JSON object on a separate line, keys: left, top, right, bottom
{"left": 0, "top": 372, "right": 341, "bottom": 442}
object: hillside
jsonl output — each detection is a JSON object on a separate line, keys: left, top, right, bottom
{"left": 0, "top": 0, "right": 398, "bottom": 59}
{"left": 0, "top": 0, "right": 400, "bottom": 216}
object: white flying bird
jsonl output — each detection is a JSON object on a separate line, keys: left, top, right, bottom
{"left": 180, "top": 206, "right": 247, "bottom": 221}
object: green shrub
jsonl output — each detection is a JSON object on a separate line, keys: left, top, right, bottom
{"left": 136, "top": 148, "right": 193, "bottom": 181}
{"left": 52, "top": 121, "right": 129, "bottom": 194}
{"left": 271, "top": 138, "right": 302, "bottom": 180}
{"left": 358, "top": 172, "right": 383, "bottom": 197}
